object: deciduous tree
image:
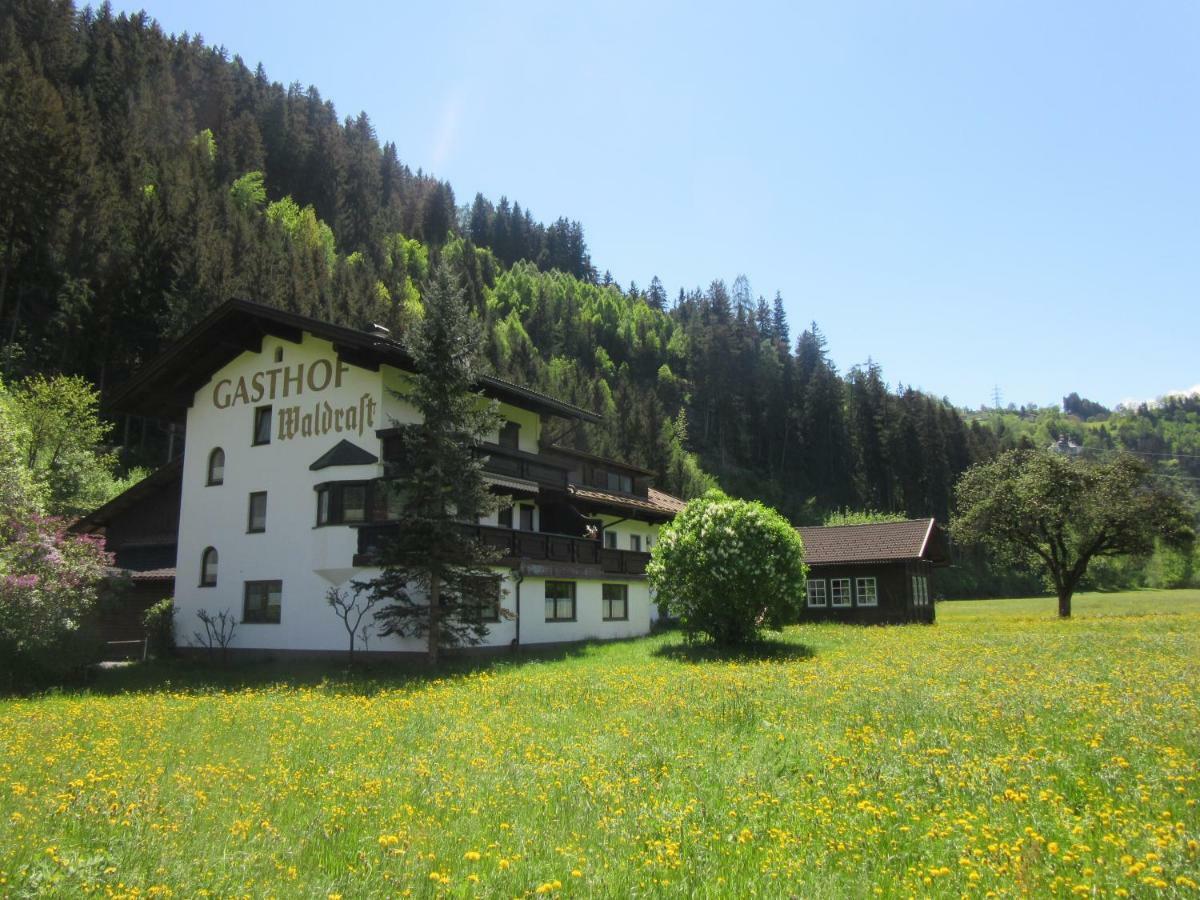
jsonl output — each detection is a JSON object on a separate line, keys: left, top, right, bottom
{"left": 951, "top": 450, "right": 1194, "bottom": 617}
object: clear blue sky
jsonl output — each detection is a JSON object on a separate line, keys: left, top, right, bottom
{"left": 113, "top": 0, "right": 1200, "bottom": 410}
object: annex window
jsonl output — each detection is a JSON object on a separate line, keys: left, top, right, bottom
{"left": 806, "top": 579, "right": 827, "bottom": 607}
{"left": 545, "top": 580, "right": 576, "bottom": 622}
{"left": 630, "top": 534, "right": 642, "bottom": 552}
{"left": 604, "top": 530, "right": 618, "bottom": 550}
{"left": 519, "top": 504, "right": 535, "bottom": 532}
{"left": 247, "top": 492, "right": 268, "bottom": 533}
{"left": 830, "top": 578, "right": 852, "bottom": 608}
{"left": 498, "top": 420, "right": 520, "bottom": 450}
{"left": 602, "top": 583, "right": 628, "bottom": 621}
{"left": 316, "top": 482, "right": 369, "bottom": 526}
{"left": 856, "top": 577, "right": 878, "bottom": 607}
{"left": 199, "top": 547, "right": 219, "bottom": 587}
{"left": 243, "top": 580, "right": 282, "bottom": 624}
{"left": 912, "top": 576, "right": 929, "bottom": 607}
{"left": 207, "top": 448, "right": 225, "bottom": 486}
{"left": 253, "top": 406, "right": 273, "bottom": 445}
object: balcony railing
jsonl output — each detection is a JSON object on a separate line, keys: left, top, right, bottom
{"left": 478, "top": 443, "right": 570, "bottom": 489}
{"left": 380, "top": 433, "right": 571, "bottom": 491}
{"left": 355, "top": 523, "right": 650, "bottom": 576}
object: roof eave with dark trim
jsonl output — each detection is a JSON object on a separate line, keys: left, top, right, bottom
{"left": 106, "top": 298, "right": 602, "bottom": 424}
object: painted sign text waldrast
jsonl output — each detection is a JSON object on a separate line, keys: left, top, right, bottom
{"left": 277, "top": 395, "right": 377, "bottom": 440}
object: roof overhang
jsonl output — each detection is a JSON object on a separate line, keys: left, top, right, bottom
{"left": 73, "top": 457, "right": 183, "bottom": 533}
{"left": 106, "top": 299, "right": 602, "bottom": 424}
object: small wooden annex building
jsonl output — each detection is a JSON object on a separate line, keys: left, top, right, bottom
{"left": 74, "top": 458, "right": 182, "bottom": 648}
{"left": 796, "top": 518, "right": 950, "bottom": 624}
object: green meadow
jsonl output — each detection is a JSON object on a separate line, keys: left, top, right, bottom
{"left": 2, "top": 590, "right": 1198, "bottom": 897}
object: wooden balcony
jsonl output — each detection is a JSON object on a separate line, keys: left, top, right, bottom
{"left": 379, "top": 433, "right": 571, "bottom": 491}
{"left": 354, "top": 523, "right": 650, "bottom": 577}
{"left": 478, "top": 443, "right": 570, "bottom": 489}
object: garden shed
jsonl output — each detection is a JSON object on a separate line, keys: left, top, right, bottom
{"left": 795, "top": 518, "right": 950, "bottom": 624}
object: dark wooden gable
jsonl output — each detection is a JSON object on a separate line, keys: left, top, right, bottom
{"left": 309, "top": 439, "right": 379, "bottom": 470}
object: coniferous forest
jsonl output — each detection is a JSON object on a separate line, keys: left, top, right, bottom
{"left": 2, "top": 1, "right": 1197, "bottom": 594}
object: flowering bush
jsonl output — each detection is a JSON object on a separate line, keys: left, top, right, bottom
{"left": 647, "top": 489, "right": 807, "bottom": 645}
{"left": 0, "top": 513, "right": 113, "bottom": 687}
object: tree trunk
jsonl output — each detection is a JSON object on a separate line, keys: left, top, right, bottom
{"left": 1057, "top": 585, "right": 1072, "bottom": 619}
{"left": 428, "top": 574, "right": 441, "bottom": 666}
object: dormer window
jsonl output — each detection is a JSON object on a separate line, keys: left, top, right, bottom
{"left": 207, "top": 448, "right": 225, "bottom": 485}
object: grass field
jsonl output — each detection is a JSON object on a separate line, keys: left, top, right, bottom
{"left": 1, "top": 590, "right": 1198, "bottom": 897}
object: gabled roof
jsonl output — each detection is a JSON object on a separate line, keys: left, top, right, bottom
{"left": 796, "top": 518, "right": 950, "bottom": 567}
{"left": 309, "top": 439, "right": 379, "bottom": 470}
{"left": 106, "top": 299, "right": 602, "bottom": 424}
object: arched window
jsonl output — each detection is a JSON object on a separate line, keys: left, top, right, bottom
{"left": 207, "top": 448, "right": 225, "bottom": 486}
{"left": 200, "top": 547, "right": 219, "bottom": 587}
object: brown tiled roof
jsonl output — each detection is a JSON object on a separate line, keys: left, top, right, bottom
{"left": 796, "top": 519, "right": 944, "bottom": 566}
{"left": 567, "top": 484, "right": 684, "bottom": 519}
{"left": 647, "top": 488, "right": 686, "bottom": 514}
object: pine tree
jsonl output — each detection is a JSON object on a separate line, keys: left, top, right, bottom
{"left": 646, "top": 276, "right": 667, "bottom": 311}
{"left": 357, "top": 259, "right": 502, "bottom": 664}
{"left": 771, "top": 292, "right": 789, "bottom": 349}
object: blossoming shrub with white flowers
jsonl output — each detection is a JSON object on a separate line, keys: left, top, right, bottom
{"left": 647, "top": 489, "right": 807, "bottom": 645}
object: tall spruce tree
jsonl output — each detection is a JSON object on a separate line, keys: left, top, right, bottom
{"left": 358, "top": 258, "right": 502, "bottom": 664}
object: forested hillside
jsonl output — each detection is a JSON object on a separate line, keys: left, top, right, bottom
{"left": 2, "top": 0, "right": 1197, "bottom": 584}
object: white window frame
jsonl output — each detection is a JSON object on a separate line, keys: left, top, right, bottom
{"left": 830, "top": 578, "right": 851, "bottom": 608}
{"left": 206, "top": 447, "right": 225, "bottom": 486}
{"left": 604, "top": 530, "right": 618, "bottom": 550}
{"left": 545, "top": 580, "right": 576, "bottom": 622}
{"left": 602, "top": 583, "right": 628, "bottom": 621}
{"left": 855, "top": 577, "right": 878, "bottom": 607}
{"left": 630, "top": 534, "right": 642, "bottom": 552}
{"left": 806, "top": 579, "right": 827, "bottom": 608}
{"left": 912, "top": 575, "right": 929, "bottom": 607}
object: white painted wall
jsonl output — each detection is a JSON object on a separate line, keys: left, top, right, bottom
{"left": 598, "top": 513, "right": 659, "bottom": 553}
{"left": 172, "top": 330, "right": 662, "bottom": 654}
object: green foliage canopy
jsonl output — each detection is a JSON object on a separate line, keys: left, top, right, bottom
{"left": 0, "top": 375, "right": 145, "bottom": 517}
{"left": 648, "top": 490, "right": 807, "bottom": 646}
{"left": 951, "top": 450, "right": 1194, "bottom": 617}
